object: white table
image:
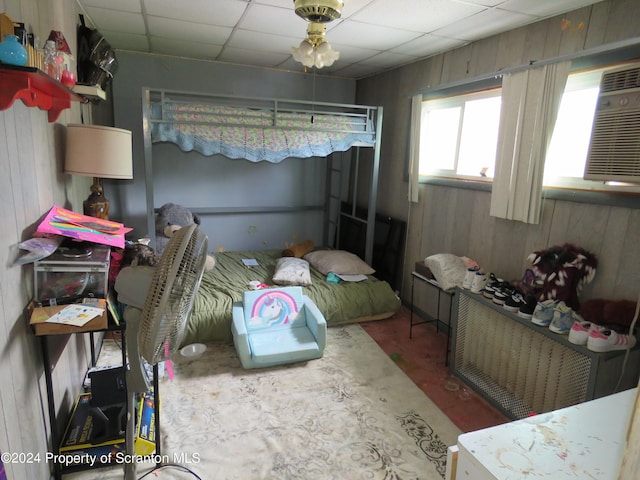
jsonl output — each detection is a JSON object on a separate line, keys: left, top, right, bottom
{"left": 448, "top": 387, "right": 637, "bottom": 479}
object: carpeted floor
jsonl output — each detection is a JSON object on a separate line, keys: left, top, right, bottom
{"left": 65, "top": 323, "right": 461, "bottom": 479}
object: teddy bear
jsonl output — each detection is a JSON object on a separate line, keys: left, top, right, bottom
{"left": 155, "top": 203, "right": 216, "bottom": 271}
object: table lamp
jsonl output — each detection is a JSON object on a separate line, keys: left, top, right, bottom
{"left": 65, "top": 124, "right": 133, "bottom": 219}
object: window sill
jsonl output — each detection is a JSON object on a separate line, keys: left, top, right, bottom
{"left": 419, "top": 176, "right": 640, "bottom": 209}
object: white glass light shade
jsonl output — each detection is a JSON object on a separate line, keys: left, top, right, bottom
{"left": 65, "top": 124, "right": 133, "bottom": 179}
{"left": 291, "top": 40, "right": 339, "bottom": 69}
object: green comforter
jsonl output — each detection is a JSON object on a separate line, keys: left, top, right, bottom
{"left": 183, "top": 249, "right": 400, "bottom": 345}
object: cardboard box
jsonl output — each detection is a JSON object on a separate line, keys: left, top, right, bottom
{"left": 0, "top": 13, "right": 17, "bottom": 41}
{"left": 60, "top": 392, "right": 124, "bottom": 452}
{"left": 135, "top": 391, "right": 156, "bottom": 456}
{"left": 29, "top": 299, "right": 108, "bottom": 336}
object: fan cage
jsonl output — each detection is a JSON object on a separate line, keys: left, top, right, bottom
{"left": 453, "top": 293, "right": 591, "bottom": 419}
{"left": 139, "top": 224, "right": 208, "bottom": 364}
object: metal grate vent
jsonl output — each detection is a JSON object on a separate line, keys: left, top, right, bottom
{"left": 454, "top": 294, "right": 591, "bottom": 419}
{"left": 584, "top": 63, "right": 640, "bottom": 183}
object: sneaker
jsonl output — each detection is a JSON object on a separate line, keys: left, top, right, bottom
{"left": 470, "top": 271, "right": 487, "bottom": 294}
{"left": 462, "top": 267, "right": 479, "bottom": 290}
{"left": 503, "top": 291, "right": 526, "bottom": 312}
{"left": 493, "top": 284, "right": 515, "bottom": 305}
{"left": 531, "top": 299, "right": 558, "bottom": 327}
{"left": 482, "top": 273, "right": 503, "bottom": 299}
{"left": 587, "top": 329, "right": 637, "bottom": 352}
{"left": 549, "top": 301, "right": 577, "bottom": 334}
{"left": 518, "top": 295, "right": 538, "bottom": 319}
{"left": 568, "top": 320, "right": 599, "bottom": 345}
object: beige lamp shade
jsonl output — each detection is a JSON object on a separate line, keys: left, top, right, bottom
{"left": 65, "top": 124, "right": 133, "bottom": 179}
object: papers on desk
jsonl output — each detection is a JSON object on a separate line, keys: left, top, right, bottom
{"left": 45, "top": 304, "right": 105, "bottom": 327}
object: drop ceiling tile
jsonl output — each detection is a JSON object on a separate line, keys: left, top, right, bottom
{"left": 147, "top": 16, "right": 232, "bottom": 45}
{"left": 454, "top": 0, "right": 507, "bottom": 6}
{"left": 217, "top": 46, "right": 291, "bottom": 68}
{"left": 358, "top": 51, "right": 419, "bottom": 68}
{"left": 434, "top": 8, "right": 534, "bottom": 41}
{"left": 239, "top": 3, "right": 306, "bottom": 36}
{"left": 328, "top": 21, "right": 422, "bottom": 50}
{"left": 144, "top": 0, "right": 248, "bottom": 26}
{"left": 325, "top": 44, "right": 380, "bottom": 64}
{"left": 83, "top": 7, "right": 146, "bottom": 34}
{"left": 391, "top": 34, "right": 468, "bottom": 57}
{"left": 350, "top": 0, "right": 486, "bottom": 32}
{"left": 500, "top": 0, "right": 604, "bottom": 17}
{"left": 80, "top": 0, "right": 141, "bottom": 13}
{"left": 103, "top": 31, "right": 150, "bottom": 52}
{"left": 227, "top": 29, "right": 301, "bottom": 54}
{"left": 150, "top": 37, "right": 224, "bottom": 59}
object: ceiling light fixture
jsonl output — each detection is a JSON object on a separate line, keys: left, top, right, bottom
{"left": 291, "top": 0, "right": 343, "bottom": 69}
{"left": 294, "top": 0, "right": 343, "bottom": 23}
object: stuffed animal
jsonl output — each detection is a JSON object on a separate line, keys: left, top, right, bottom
{"left": 527, "top": 243, "right": 597, "bottom": 311}
{"left": 579, "top": 299, "right": 638, "bottom": 330}
{"left": 154, "top": 203, "right": 216, "bottom": 271}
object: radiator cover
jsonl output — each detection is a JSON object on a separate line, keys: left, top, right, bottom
{"left": 451, "top": 290, "right": 640, "bottom": 420}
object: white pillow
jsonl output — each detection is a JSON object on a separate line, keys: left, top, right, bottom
{"left": 304, "top": 250, "right": 375, "bottom": 276}
{"left": 272, "top": 257, "right": 312, "bottom": 286}
{"left": 424, "top": 254, "right": 466, "bottom": 292}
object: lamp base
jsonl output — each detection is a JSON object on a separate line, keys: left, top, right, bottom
{"left": 84, "top": 179, "right": 110, "bottom": 219}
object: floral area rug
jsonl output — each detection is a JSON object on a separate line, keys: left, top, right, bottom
{"left": 65, "top": 324, "right": 460, "bottom": 479}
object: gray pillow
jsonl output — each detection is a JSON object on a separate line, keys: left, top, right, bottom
{"left": 304, "top": 250, "right": 375, "bottom": 276}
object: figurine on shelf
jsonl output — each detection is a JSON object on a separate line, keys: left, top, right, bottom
{"left": 43, "top": 40, "right": 62, "bottom": 81}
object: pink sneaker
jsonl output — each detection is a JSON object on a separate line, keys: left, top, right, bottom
{"left": 587, "top": 328, "right": 637, "bottom": 352}
{"left": 568, "top": 321, "right": 598, "bottom": 345}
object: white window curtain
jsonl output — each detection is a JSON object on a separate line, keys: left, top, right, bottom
{"left": 490, "top": 61, "right": 571, "bottom": 224}
{"left": 408, "top": 94, "right": 422, "bottom": 203}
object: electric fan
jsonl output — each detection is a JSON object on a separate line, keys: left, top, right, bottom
{"left": 114, "top": 224, "right": 208, "bottom": 479}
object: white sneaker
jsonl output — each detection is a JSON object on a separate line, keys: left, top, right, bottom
{"left": 568, "top": 320, "right": 600, "bottom": 345}
{"left": 470, "top": 271, "right": 487, "bottom": 294}
{"left": 587, "top": 329, "right": 637, "bottom": 352}
{"left": 462, "top": 267, "right": 479, "bottom": 289}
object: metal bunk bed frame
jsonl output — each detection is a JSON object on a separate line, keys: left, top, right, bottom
{"left": 141, "top": 87, "right": 383, "bottom": 264}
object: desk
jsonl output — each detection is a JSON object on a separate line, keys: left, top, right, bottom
{"left": 448, "top": 387, "right": 636, "bottom": 479}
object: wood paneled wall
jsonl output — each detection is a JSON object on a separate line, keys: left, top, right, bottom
{"left": 0, "top": 1, "right": 92, "bottom": 478}
{"left": 414, "top": 185, "right": 640, "bottom": 302}
{"left": 356, "top": 0, "right": 640, "bottom": 305}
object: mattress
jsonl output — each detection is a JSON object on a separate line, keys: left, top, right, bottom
{"left": 183, "top": 249, "right": 401, "bottom": 345}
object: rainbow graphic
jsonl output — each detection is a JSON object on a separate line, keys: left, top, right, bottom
{"left": 249, "top": 290, "right": 300, "bottom": 327}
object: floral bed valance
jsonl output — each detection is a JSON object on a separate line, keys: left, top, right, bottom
{"left": 149, "top": 101, "right": 376, "bottom": 163}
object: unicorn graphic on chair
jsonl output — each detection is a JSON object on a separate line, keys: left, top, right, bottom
{"left": 248, "top": 290, "right": 300, "bottom": 327}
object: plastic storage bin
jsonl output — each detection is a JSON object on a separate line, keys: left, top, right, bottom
{"left": 34, "top": 244, "right": 110, "bottom": 303}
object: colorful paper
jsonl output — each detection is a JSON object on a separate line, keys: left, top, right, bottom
{"left": 45, "top": 304, "right": 104, "bottom": 327}
{"left": 37, "top": 206, "right": 131, "bottom": 248}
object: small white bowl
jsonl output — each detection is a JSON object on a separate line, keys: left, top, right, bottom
{"left": 180, "top": 343, "right": 207, "bottom": 360}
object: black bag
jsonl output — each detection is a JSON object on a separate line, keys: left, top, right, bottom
{"left": 76, "top": 14, "right": 119, "bottom": 89}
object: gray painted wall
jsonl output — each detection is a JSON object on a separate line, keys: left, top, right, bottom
{"left": 109, "top": 52, "right": 357, "bottom": 250}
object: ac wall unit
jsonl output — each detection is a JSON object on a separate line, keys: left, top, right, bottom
{"left": 584, "top": 62, "right": 640, "bottom": 182}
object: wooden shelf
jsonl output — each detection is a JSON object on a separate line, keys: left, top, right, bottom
{"left": 0, "top": 64, "right": 83, "bottom": 121}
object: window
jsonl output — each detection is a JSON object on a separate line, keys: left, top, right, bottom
{"left": 417, "top": 63, "right": 640, "bottom": 192}
{"left": 419, "top": 89, "right": 501, "bottom": 180}
{"left": 543, "top": 68, "right": 602, "bottom": 187}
